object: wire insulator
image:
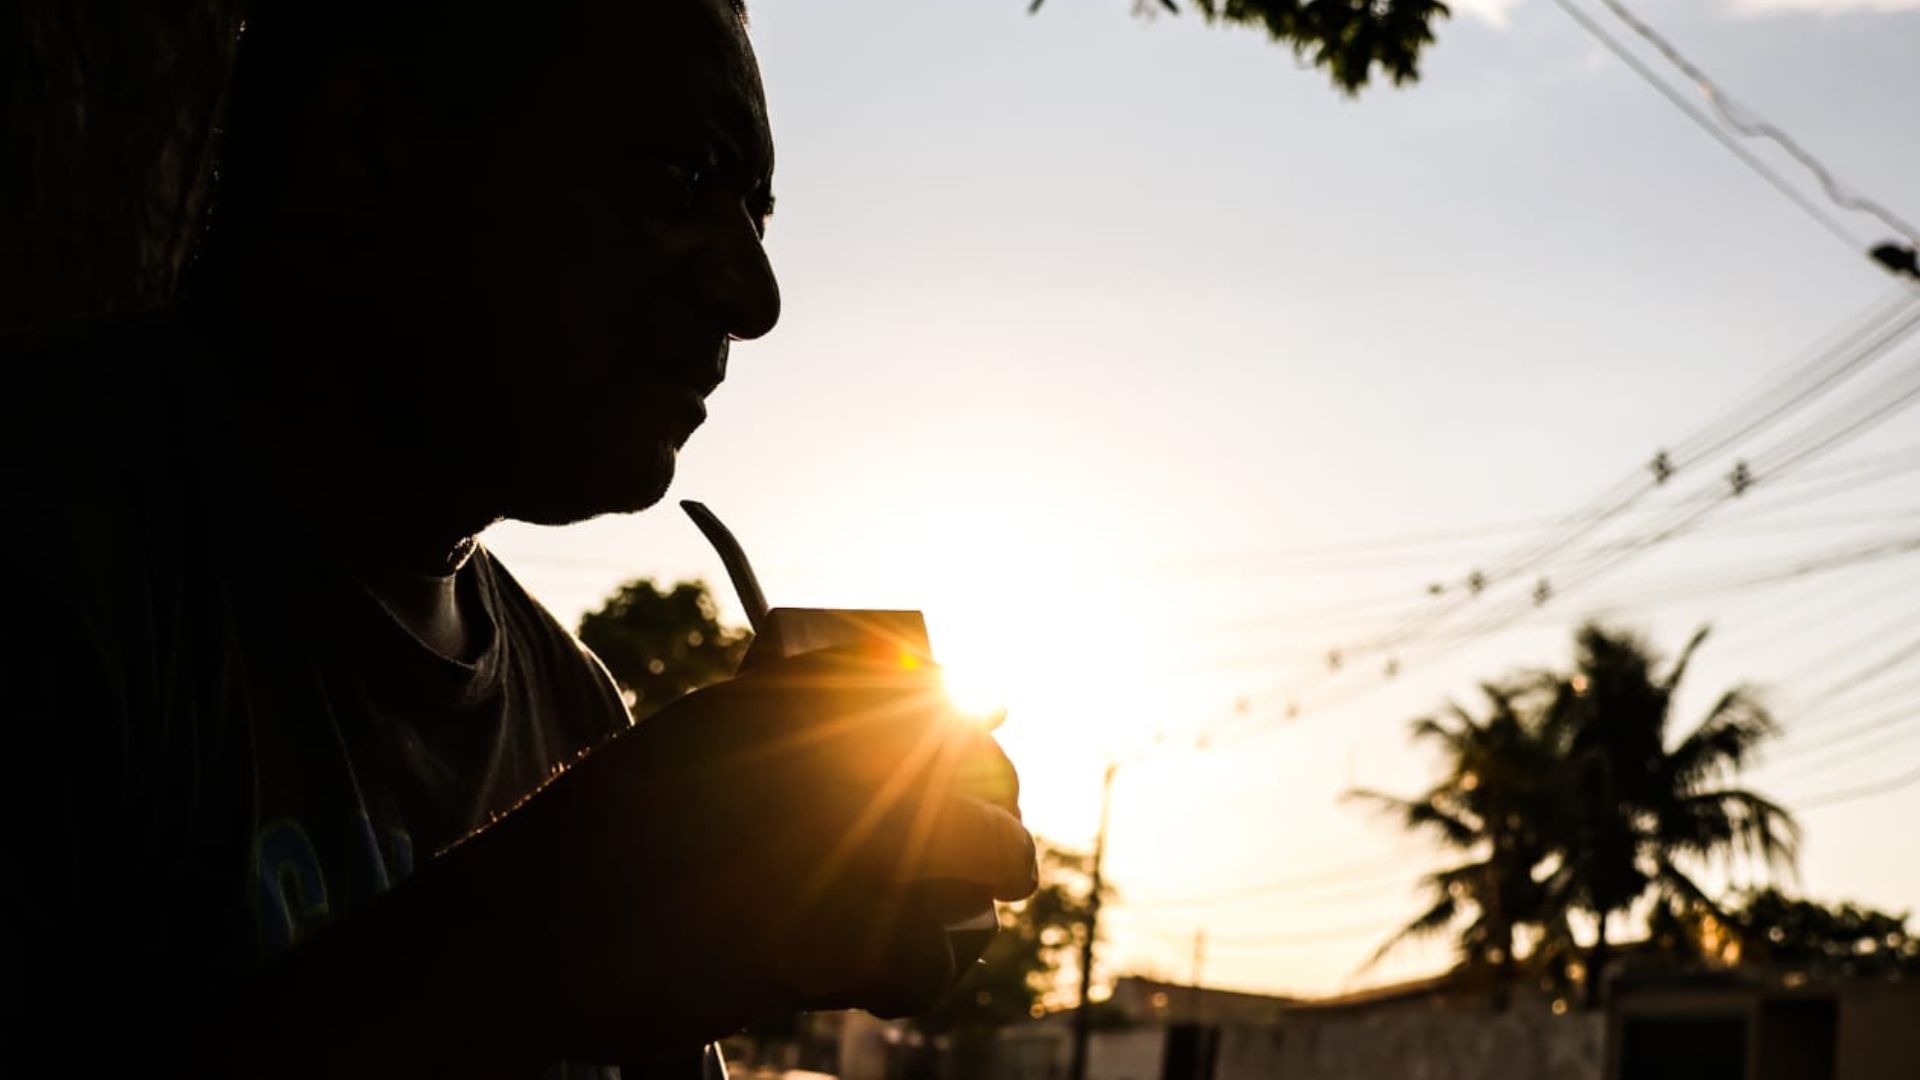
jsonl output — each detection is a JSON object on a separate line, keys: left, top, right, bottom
{"left": 1872, "top": 243, "right": 1920, "bottom": 282}
{"left": 1730, "top": 460, "right": 1754, "bottom": 496}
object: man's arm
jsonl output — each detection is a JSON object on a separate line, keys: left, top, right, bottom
{"left": 5, "top": 626, "right": 1030, "bottom": 1077}
{"left": 223, "top": 757, "right": 765, "bottom": 1079}
{"left": 233, "top": 649, "right": 1033, "bottom": 1075}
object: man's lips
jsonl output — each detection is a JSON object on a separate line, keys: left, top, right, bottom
{"left": 677, "top": 388, "right": 709, "bottom": 421}
{"left": 664, "top": 385, "right": 710, "bottom": 445}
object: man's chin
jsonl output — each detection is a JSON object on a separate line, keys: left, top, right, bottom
{"left": 502, "top": 444, "right": 677, "bottom": 526}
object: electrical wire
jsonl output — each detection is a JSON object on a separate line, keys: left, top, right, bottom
{"left": 1764, "top": 711, "right": 1920, "bottom": 790}
{"left": 1795, "top": 761, "right": 1920, "bottom": 810}
{"left": 1589, "top": 0, "right": 1920, "bottom": 248}
{"left": 1285, "top": 530, "right": 1920, "bottom": 720}
{"left": 1681, "top": 558, "right": 1920, "bottom": 665}
{"left": 1122, "top": 859, "right": 1418, "bottom": 910}
{"left": 1127, "top": 918, "right": 1394, "bottom": 948}
{"left": 1198, "top": 332, "right": 1920, "bottom": 734}
{"left": 1547, "top": 0, "right": 1876, "bottom": 252}
{"left": 1796, "top": 626, "right": 1920, "bottom": 708}
{"left": 1198, "top": 504, "right": 1920, "bottom": 642}
{"left": 1348, "top": 327, "right": 1920, "bottom": 681}
{"left": 1320, "top": 296, "right": 1920, "bottom": 668}
{"left": 1766, "top": 594, "right": 1920, "bottom": 693}
{"left": 1785, "top": 669, "right": 1920, "bottom": 733}
{"left": 1185, "top": 461, "right": 1920, "bottom": 672}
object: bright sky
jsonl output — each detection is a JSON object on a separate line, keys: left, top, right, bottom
{"left": 485, "top": 0, "right": 1920, "bottom": 998}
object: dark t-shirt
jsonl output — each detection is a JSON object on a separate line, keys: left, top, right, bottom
{"left": 0, "top": 320, "right": 715, "bottom": 1077}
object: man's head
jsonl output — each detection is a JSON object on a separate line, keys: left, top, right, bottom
{"left": 200, "top": 0, "right": 778, "bottom": 527}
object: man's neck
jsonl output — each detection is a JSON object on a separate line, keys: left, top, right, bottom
{"left": 365, "top": 557, "right": 485, "bottom": 661}
{"left": 273, "top": 454, "right": 494, "bottom": 661}
{"left": 189, "top": 287, "right": 502, "bottom": 658}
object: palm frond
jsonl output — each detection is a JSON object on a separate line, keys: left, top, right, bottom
{"left": 1651, "top": 854, "right": 1726, "bottom": 922}
{"left": 1424, "top": 858, "right": 1488, "bottom": 886}
{"left": 1363, "top": 890, "right": 1461, "bottom": 970}
{"left": 1408, "top": 709, "right": 1472, "bottom": 752}
{"left": 1661, "top": 624, "right": 1713, "bottom": 697}
{"left": 1345, "top": 787, "right": 1481, "bottom": 849}
{"left": 1668, "top": 687, "right": 1778, "bottom": 789}
{"left": 1665, "top": 788, "right": 1800, "bottom": 878}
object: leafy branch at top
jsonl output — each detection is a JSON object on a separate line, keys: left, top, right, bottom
{"left": 1029, "top": 0, "right": 1453, "bottom": 95}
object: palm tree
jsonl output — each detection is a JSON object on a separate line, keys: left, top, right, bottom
{"left": 1541, "top": 623, "right": 1798, "bottom": 1006}
{"left": 1348, "top": 681, "right": 1565, "bottom": 1005}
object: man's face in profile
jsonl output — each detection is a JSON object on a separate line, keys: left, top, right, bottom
{"left": 382, "top": 0, "right": 779, "bottom": 526}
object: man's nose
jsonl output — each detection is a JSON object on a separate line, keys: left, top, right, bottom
{"left": 708, "top": 205, "right": 781, "bottom": 342}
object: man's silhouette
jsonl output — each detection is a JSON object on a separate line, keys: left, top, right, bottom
{"left": 0, "top": 1, "right": 1035, "bottom": 1075}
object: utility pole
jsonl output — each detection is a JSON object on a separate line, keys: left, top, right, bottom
{"left": 1189, "top": 929, "right": 1207, "bottom": 1022}
{"left": 1067, "top": 760, "right": 1117, "bottom": 1080}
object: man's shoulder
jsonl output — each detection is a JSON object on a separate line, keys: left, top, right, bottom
{"left": 474, "top": 547, "right": 634, "bottom": 743}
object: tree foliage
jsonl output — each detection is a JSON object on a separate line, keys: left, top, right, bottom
{"left": 1542, "top": 624, "right": 1798, "bottom": 1003}
{"left": 1356, "top": 623, "right": 1802, "bottom": 1006}
{"left": 577, "top": 579, "right": 752, "bottom": 721}
{"left": 1348, "top": 681, "right": 1568, "bottom": 1001}
{"left": 1655, "top": 887, "right": 1920, "bottom": 980}
{"left": 1029, "top": 0, "right": 1451, "bottom": 95}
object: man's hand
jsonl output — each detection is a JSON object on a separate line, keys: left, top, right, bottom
{"left": 499, "top": 644, "right": 1036, "bottom": 1061}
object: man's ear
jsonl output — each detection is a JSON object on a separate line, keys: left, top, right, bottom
{"left": 280, "top": 51, "right": 402, "bottom": 242}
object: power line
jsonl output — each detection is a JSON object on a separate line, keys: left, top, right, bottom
{"left": 1397, "top": 532, "right": 1920, "bottom": 646}
{"left": 1784, "top": 669, "right": 1920, "bottom": 733}
{"left": 1797, "top": 626, "right": 1920, "bottom": 708}
{"left": 1322, "top": 296, "right": 1920, "bottom": 669}
{"left": 1588, "top": 0, "right": 1920, "bottom": 249}
{"left": 1298, "top": 464, "right": 1920, "bottom": 715}
{"left": 1688, "top": 558, "right": 1920, "bottom": 666}
{"left": 1205, "top": 365, "right": 1920, "bottom": 734}
{"left": 1186, "top": 454, "right": 1920, "bottom": 664}
{"left": 1197, "top": 504, "right": 1920, "bottom": 638}
{"left": 1767, "top": 593, "right": 1920, "bottom": 693}
{"left": 1763, "top": 710, "right": 1920, "bottom": 791}
{"left": 1578, "top": 534, "right": 1920, "bottom": 614}
{"left": 1770, "top": 694, "right": 1920, "bottom": 763}
{"left": 1354, "top": 326, "right": 1920, "bottom": 681}
{"left": 1122, "top": 858, "right": 1417, "bottom": 910}
{"left": 1128, "top": 918, "right": 1393, "bottom": 949}
{"left": 1795, "top": 761, "right": 1920, "bottom": 810}
{"left": 1546, "top": 0, "right": 1898, "bottom": 256}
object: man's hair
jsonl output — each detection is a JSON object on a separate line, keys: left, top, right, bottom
{"left": 190, "top": 0, "right": 747, "bottom": 296}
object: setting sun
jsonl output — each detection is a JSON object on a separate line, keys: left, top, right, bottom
{"left": 939, "top": 661, "right": 1010, "bottom": 725}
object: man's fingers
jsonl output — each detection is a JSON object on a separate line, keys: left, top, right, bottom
{"left": 860, "top": 795, "right": 1037, "bottom": 901}
{"left": 951, "top": 727, "right": 1021, "bottom": 816}
{"left": 775, "top": 883, "right": 957, "bottom": 1017}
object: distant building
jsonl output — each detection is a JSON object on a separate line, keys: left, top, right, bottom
{"left": 1609, "top": 969, "right": 1920, "bottom": 1080}
{"left": 1104, "top": 976, "right": 1297, "bottom": 1027}
{"left": 806, "top": 964, "right": 1920, "bottom": 1080}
